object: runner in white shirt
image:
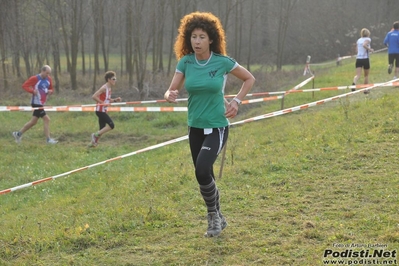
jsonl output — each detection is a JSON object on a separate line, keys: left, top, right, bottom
{"left": 352, "top": 28, "right": 374, "bottom": 93}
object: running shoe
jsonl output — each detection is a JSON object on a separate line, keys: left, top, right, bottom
{"left": 351, "top": 80, "right": 356, "bottom": 91}
{"left": 91, "top": 133, "right": 99, "bottom": 146}
{"left": 47, "top": 138, "right": 58, "bottom": 144}
{"left": 388, "top": 64, "right": 393, "bottom": 74}
{"left": 204, "top": 212, "right": 222, "bottom": 237}
{"left": 351, "top": 84, "right": 356, "bottom": 92}
{"left": 219, "top": 213, "right": 228, "bottom": 230}
{"left": 12, "top": 131, "right": 22, "bottom": 143}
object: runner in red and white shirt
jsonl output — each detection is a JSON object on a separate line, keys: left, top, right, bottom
{"left": 12, "top": 65, "right": 58, "bottom": 144}
{"left": 89, "top": 71, "right": 121, "bottom": 147}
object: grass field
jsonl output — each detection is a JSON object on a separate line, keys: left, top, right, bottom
{"left": 1, "top": 53, "right": 398, "bottom": 265}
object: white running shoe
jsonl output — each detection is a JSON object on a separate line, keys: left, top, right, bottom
{"left": 90, "top": 133, "right": 99, "bottom": 147}
{"left": 12, "top": 132, "right": 22, "bottom": 143}
{"left": 47, "top": 138, "right": 58, "bottom": 144}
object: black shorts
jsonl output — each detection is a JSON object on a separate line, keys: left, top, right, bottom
{"left": 95, "top": 111, "right": 114, "bottom": 130}
{"left": 32, "top": 104, "right": 46, "bottom": 118}
{"left": 388, "top": 53, "right": 399, "bottom": 67}
{"left": 355, "top": 58, "right": 370, "bottom": 70}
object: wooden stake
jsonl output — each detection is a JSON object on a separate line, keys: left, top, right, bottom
{"left": 218, "top": 139, "right": 228, "bottom": 179}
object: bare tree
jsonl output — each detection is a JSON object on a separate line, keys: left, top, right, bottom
{"left": 125, "top": 0, "right": 134, "bottom": 89}
{"left": 276, "top": 0, "right": 298, "bottom": 70}
{"left": 152, "top": 1, "right": 167, "bottom": 74}
{"left": 91, "top": 0, "right": 102, "bottom": 91}
{"left": 118, "top": 5, "right": 125, "bottom": 76}
{"left": 57, "top": 0, "right": 87, "bottom": 90}
{"left": 131, "top": 0, "right": 154, "bottom": 99}
{"left": 10, "top": 0, "right": 23, "bottom": 77}
{"left": 80, "top": 6, "right": 86, "bottom": 76}
{"left": 246, "top": 0, "right": 257, "bottom": 71}
{"left": 233, "top": 1, "right": 242, "bottom": 61}
{"left": 46, "top": 0, "right": 62, "bottom": 93}
{"left": 0, "top": 2, "right": 8, "bottom": 90}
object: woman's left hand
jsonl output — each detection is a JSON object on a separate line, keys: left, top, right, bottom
{"left": 225, "top": 100, "right": 239, "bottom": 118}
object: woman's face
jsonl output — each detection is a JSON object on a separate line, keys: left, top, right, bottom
{"left": 190, "top": 28, "right": 212, "bottom": 57}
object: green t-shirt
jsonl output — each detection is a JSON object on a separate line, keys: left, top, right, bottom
{"left": 176, "top": 52, "right": 238, "bottom": 128}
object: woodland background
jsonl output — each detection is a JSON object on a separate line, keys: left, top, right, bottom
{"left": 0, "top": 0, "right": 398, "bottom": 98}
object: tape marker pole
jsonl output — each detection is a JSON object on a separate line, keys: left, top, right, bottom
{"left": 218, "top": 139, "right": 228, "bottom": 180}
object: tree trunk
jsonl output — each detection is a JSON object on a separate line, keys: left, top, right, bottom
{"left": 69, "top": 0, "right": 81, "bottom": 90}
{"left": 276, "top": 0, "right": 297, "bottom": 70}
{"left": 100, "top": 3, "right": 108, "bottom": 72}
{"left": 0, "top": 9, "right": 8, "bottom": 90}
{"left": 58, "top": 0, "right": 71, "bottom": 74}
{"left": 125, "top": 0, "right": 134, "bottom": 90}
{"left": 12, "top": 0, "right": 22, "bottom": 77}
{"left": 246, "top": 0, "right": 256, "bottom": 71}
{"left": 81, "top": 29, "right": 86, "bottom": 76}
{"left": 92, "top": 1, "right": 101, "bottom": 91}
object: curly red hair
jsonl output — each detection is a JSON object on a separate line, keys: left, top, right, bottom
{"left": 174, "top": 12, "right": 227, "bottom": 60}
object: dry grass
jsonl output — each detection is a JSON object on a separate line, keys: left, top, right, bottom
{"left": 1, "top": 53, "right": 398, "bottom": 265}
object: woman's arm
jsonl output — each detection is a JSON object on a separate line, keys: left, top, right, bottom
{"left": 363, "top": 40, "right": 373, "bottom": 52}
{"left": 164, "top": 72, "right": 185, "bottom": 103}
{"left": 225, "top": 65, "right": 255, "bottom": 118}
{"left": 230, "top": 65, "right": 255, "bottom": 101}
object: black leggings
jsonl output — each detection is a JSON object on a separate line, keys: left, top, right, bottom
{"left": 95, "top": 111, "right": 115, "bottom": 130}
{"left": 188, "top": 126, "right": 229, "bottom": 186}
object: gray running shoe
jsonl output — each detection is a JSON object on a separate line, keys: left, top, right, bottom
{"left": 219, "top": 213, "right": 228, "bottom": 230}
{"left": 12, "top": 132, "right": 21, "bottom": 143}
{"left": 204, "top": 212, "right": 222, "bottom": 237}
{"left": 388, "top": 64, "right": 393, "bottom": 74}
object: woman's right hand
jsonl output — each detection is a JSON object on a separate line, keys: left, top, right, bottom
{"left": 165, "top": 89, "right": 179, "bottom": 103}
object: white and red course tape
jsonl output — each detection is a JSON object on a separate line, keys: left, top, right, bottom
{"left": 1, "top": 78, "right": 398, "bottom": 195}
{"left": 0, "top": 135, "right": 189, "bottom": 195}
{"left": 231, "top": 78, "right": 399, "bottom": 126}
{"left": 3, "top": 79, "right": 398, "bottom": 112}
{"left": 0, "top": 106, "right": 188, "bottom": 112}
